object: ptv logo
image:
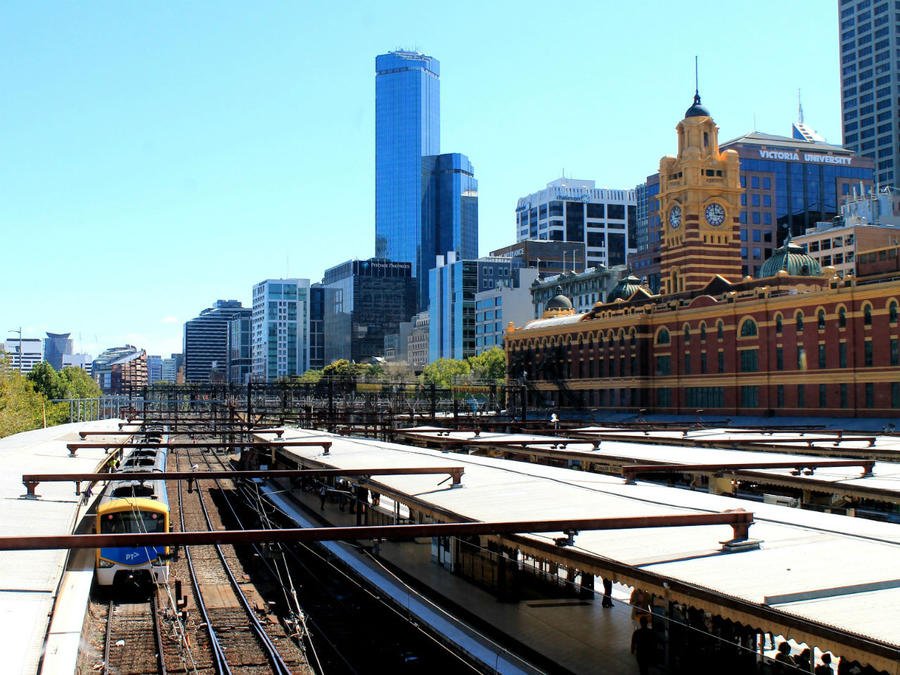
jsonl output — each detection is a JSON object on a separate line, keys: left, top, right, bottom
{"left": 125, "top": 552, "right": 141, "bottom": 562}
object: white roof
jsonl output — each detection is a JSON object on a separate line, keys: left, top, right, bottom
{"left": 277, "top": 426, "right": 900, "bottom": 655}
{"left": 0, "top": 420, "right": 121, "bottom": 674}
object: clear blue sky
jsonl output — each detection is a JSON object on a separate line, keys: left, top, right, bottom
{"left": 1, "top": 1, "right": 841, "bottom": 358}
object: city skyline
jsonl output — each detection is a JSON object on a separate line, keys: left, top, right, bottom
{"left": 2, "top": 2, "right": 845, "bottom": 356}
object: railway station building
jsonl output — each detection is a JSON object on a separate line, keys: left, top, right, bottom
{"left": 504, "top": 92, "right": 900, "bottom": 417}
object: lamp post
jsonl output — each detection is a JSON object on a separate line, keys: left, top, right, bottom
{"left": 8, "top": 327, "right": 23, "bottom": 374}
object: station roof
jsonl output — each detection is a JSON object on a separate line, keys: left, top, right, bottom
{"left": 275, "top": 426, "right": 900, "bottom": 666}
{"left": 0, "top": 420, "right": 120, "bottom": 674}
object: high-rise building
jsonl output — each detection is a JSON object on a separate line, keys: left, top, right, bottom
{"left": 251, "top": 279, "right": 311, "bottom": 383}
{"left": 375, "top": 51, "right": 478, "bottom": 310}
{"left": 375, "top": 50, "right": 440, "bottom": 274}
{"left": 429, "top": 254, "right": 524, "bottom": 361}
{"left": 91, "top": 345, "right": 147, "bottom": 394}
{"left": 43, "top": 332, "right": 73, "bottom": 371}
{"left": 146, "top": 355, "right": 163, "bottom": 384}
{"left": 160, "top": 354, "right": 182, "bottom": 383}
{"left": 2, "top": 337, "right": 42, "bottom": 373}
{"left": 309, "top": 285, "right": 326, "bottom": 371}
{"left": 515, "top": 178, "right": 636, "bottom": 270}
{"left": 62, "top": 353, "right": 92, "bottom": 373}
{"left": 474, "top": 267, "right": 540, "bottom": 355}
{"left": 323, "top": 259, "right": 416, "bottom": 365}
{"left": 838, "top": 0, "right": 899, "bottom": 186}
{"left": 227, "top": 313, "right": 252, "bottom": 385}
{"left": 183, "top": 300, "right": 250, "bottom": 383}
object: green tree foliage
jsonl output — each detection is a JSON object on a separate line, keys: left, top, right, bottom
{"left": 59, "top": 366, "right": 102, "bottom": 399}
{"left": 321, "top": 359, "right": 383, "bottom": 381}
{"left": 421, "top": 358, "right": 471, "bottom": 388}
{"left": 293, "top": 369, "right": 323, "bottom": 384}
{"left": 466, "top": 347, "right": 507, "bottom": 384}
{"left": 0, "top": 359, "right": 45, "bottom": 437}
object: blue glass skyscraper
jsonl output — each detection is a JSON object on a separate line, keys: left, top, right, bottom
{"left": 376, "top": 50, "right": 479, "bottom": 313}
{"left": 375, "top": 51, "right": 441, "bottom": 275}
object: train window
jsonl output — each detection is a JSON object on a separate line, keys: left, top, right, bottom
{"left": 101, "top": 511, "right": 165, "bottom": 534}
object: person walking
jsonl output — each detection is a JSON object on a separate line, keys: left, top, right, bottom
{"left": 631, "top": 615, "right": 656, "bottom": 675}
{"left": 318, "top": 483, "right": 327, "bottom": 511}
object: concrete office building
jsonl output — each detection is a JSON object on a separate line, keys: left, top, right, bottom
{"left": 251, "top": 279, "right": 311, "bottom": 383}
{"left": 838, "top": 0, "right": 900, "bottom": 186}
{"left": 91, "top": 345, "right": 147, "bottom": 394}
{"left": 489, "top": 240, "right": 586, "bottom": 277}
{"left": 3, "top": 338, "right": 42, "bottom": 374}
{"left": 515, "top": 178, "right": 636, "bottom": 270}
{"left": 474, "top": 267, "right": 540, "bottom": 355}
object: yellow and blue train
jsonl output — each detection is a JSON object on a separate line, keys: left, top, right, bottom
{"left": 95, "top": 432, "right": 170, "bottom": 588}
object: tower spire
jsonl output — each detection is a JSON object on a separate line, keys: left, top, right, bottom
{"left": 798, "top": 88, "right": 804, "bottom": 123}
{"left": 694, "top": 55, "right": 699, "bottom": 99}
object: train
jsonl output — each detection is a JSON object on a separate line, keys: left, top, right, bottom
{"left": 95, "top": 428, "right": 171, "bottom": 588}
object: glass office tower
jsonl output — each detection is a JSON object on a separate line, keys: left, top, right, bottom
{"left": 375, "top": 51, "right": 441, "bottom": 276}
{"left": 838, "top": 0, "right": 899, "bottom": 186}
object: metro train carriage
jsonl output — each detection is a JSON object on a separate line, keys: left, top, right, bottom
{"left": 95, "top": 437, "right": 171, "bottom": 589}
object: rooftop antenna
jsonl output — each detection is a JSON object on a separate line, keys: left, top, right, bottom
{"left": 694, "top": 55, "right": 699, "bottom": 98}
{"left": 798, "top": 88, "right": 804, "bottom": 124}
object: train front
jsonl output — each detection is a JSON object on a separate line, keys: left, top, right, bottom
{"left": 96, "top": 496, "right": 170, "bottom": 588}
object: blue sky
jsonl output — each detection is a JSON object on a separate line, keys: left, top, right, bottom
{"left": 1, "top": 1, "right": 841, "bottom": 357}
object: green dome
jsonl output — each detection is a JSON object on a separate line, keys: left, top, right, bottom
{"left": 758, "top": 240, "right": 822, "bottom": 278}
{"left": 546, "top": 285, "right": 573, "bottom": 311}
{"left": 607, "top": 273, "right": 644, "bottom": 302}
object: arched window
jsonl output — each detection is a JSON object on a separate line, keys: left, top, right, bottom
{"left": 864, "top": 304, "right": 872, "bottom": 327}
{"left": 796, "top": 311, "right": 804, "bottom": 333}
{"left": 703, "top": 131, "right": 709, "bottom": 147}
{"left": 629, "top": 328, "right": 636, "bottom": 344}
{"left": 838, "top": 306, "right": 847, "bottom": 329}
{"left": 700, "top": 323, "right": 707, "bottom": 341}
{"left": 740, "top": 319, "right": 758, "bottom": 337}
{"left": 656, "top": 328, "right": 670, "bottom": 345}
{"left": 717, "top": 321, "right": 724, "bottom": 340}
{"left": 818, "top": 309, "right": 826, "bottom": 330}
{"left": 775, "top": 314, "right": 783, "bottom": 335}
{"left": 889, "top": 300, "right": 898, "bottom": 324}
{"left": 683, "top": 324, "right": 691, "bottom": 344}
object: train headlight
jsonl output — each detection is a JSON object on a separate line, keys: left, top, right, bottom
{"left": 98, "top": 559, "right": 114, "bottom": 568}
{"left": 151, "top": 558, "right": 166, "bottom": 567}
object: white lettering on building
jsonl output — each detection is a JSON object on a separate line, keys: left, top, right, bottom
{"left": 757, "top": 149, "right": 852, "bottom": 165}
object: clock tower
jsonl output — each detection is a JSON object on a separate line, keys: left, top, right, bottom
{"left": 658, "top": 92, "right": 742, "bottom": 294}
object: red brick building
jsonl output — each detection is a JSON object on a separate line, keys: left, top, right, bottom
{"left": 505, "top": 97, "right": 900, "bottom": 418}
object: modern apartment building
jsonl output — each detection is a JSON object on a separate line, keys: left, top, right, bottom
{"left": 91, "top": 345, "right": 147, "bottom": 394}
{"left": 251, "top": 279, "right": 311, "bottom": 383}
{"left": 183, "top": 300, "right": 250, "bottom": 382}
{"left": 474, "top": 267, "right": 540, "bottom": 355}
{"left": 515, "top": 178, "right": 635, "bottom": 271}
{"left": 839, "top": 0, "right": 900, "bottom": 186}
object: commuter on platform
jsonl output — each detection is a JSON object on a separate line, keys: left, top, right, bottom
{"left": 794, "top": 648, "right": 812, "bottom": 672}
{"left": 318, "top": 483, "right": 327, "bottom": 511}
{"left": 630, "top": 615, "right": 656, "bottom": 675}
{"left": 550, "top": 412, "right": 560, "bottom": 431}
{"left": 774, "top": 641, "right": 793, "bottom": 673}
{"left": 815, "top": 653, "right": 834, "bottom": 675}
{"left": 601, "top": 577, "right": 614, "bottom": 608}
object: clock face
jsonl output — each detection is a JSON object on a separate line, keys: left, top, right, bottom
{"left": 668, "top": 205, "right": 682, "bottom": 228}
{"left": 705, "top": 202, "right": 726, "bottom": 226}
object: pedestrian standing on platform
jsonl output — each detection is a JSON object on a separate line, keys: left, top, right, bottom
{"left": 602, "top": 577, "right": 614, "bottom": 608}
{"left": 550, "top": 412, "right": 560, "bottom": 430}
{"left": 631, "top": 615, "right": 655, "bottom": 675}
{"left": 318, "top": 483, "right": 327, "bottom": 511}
{"left": 774, "top": 641, "right": 793, "bottom": 673}
{"left": 815, "top": 653, "right": 834, "bottom": 675}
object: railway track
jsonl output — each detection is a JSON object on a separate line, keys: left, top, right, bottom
{"left": 103, "top": 596, "right": 165, "bottom": 675}
{"left": 176, "top": 441, "right": 307, "bottom": 674}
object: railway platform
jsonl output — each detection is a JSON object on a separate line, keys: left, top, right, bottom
{"left": 0, "top": 420, "right": 126, "bottom": 674}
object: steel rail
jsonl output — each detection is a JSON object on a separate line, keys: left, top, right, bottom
{"left": 65, "top": 440, "right": 332, "bottom": 456}
{"left": 152, "top": 593, "right": 168, "bottom": 675}
{"left": 622, "top": 459, "right": 876, "bottom": 482}
{"left": 177, "top": 469, "right": 231, "bottom": 675}
{"left": 0, "top": 512, "right": 755, "bottom": 550}
{"left": 23, "top": 466, "right": 465, "bottom": 497}
{"left": 187, "top": 447, "right": 294, "bottom": 675}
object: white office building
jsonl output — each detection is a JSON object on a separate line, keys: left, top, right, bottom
{"left": 515, "top": 177, "right": 636, "bottom": 269}
{"left": 251, "top": 278, "right": 312, "bottom": 382}
{"left": 474, "top": 267, "right": 540, "bottom": 354}
{"left": 3, "top": 338, "right": 42, "bottom": 373}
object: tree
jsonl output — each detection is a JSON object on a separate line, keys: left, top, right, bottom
{"left": 58, "top": 366, "right": 102, "bottom": 399}
{"left": 0, "top": 358, "right": 44, "bottom": 437}
{"left": 27, "top": 362, "right": 65, "bottom": 400}
{"left": 294, "top": 369, "right": 323, "bottom": 384}
{"left": 421, "top": 358, "right": 470, "bottom": 388}
{"left": 466, "top": 347, "right": 507, "bottom": 384}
